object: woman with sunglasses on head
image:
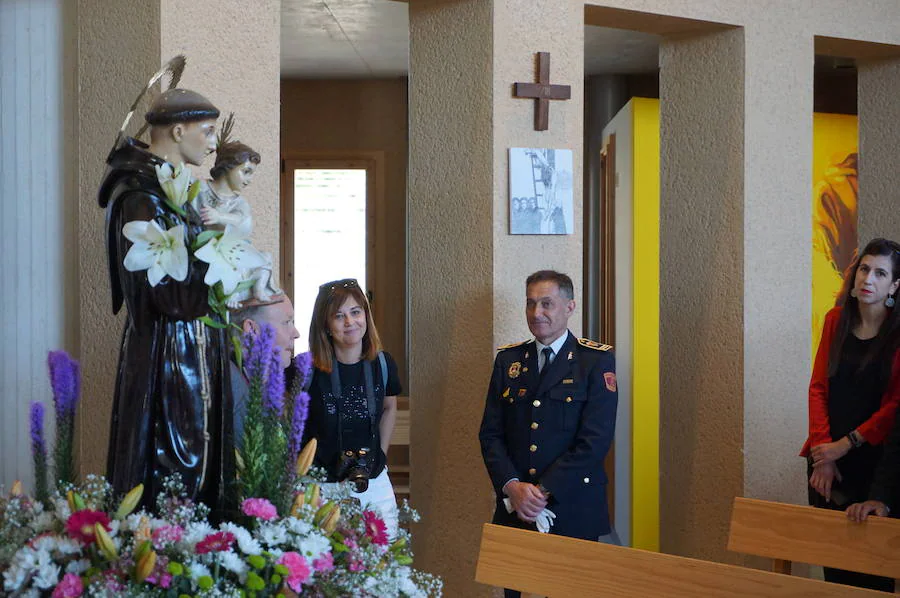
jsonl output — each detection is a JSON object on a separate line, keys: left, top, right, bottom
{"left": 801, "top": 238, "right": 900, "bottom": 592}
{"left": 303, "top": 278, "right": 400, "bottom": 536}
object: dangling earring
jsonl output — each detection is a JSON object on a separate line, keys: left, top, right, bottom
{"left": 887, "top": 294, "right": 896, "bottom": 308}
{"left": 850, "top": 288, "right": 858, "bottom": 298}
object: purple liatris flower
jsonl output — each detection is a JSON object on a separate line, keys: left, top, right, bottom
{"left": 294, "top": 352, "right": 313, "bottom": 389}
{"left": 288, "top": 390, "right": 310, "bottom": 459}
{"left": 242, "top": 324, "right": 276, "bottom": 381}
{"left": 48, "top": 350, "right": 80, "bottom": 420}
{"left": 30, "top": 402, "right": 46, "bottom": 456}
{"left": 30, "top": 401, "right": 49, "bottom": 502}
{"left": 263, "top": 345, "right": 285, "bottom": 416}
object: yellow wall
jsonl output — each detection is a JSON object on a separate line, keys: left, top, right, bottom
{"left": 811, "top": 114, "right": 858, "bottom": 357}
{"left": 631, "top": 98, "right": 660, "bottom": 551}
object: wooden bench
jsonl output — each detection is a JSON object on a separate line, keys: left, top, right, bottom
{"left": 388, "top": 396, "right": 410, "bottom": 498}
{"left": 476, "top": 523, "right": 890, "bottom": 596}
{"left": 727, "top": 497, "right": 900, "bottom": 591}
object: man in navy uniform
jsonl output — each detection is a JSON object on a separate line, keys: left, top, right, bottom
{"left": 479, "top": 270, "right": 618, "bottom": 594}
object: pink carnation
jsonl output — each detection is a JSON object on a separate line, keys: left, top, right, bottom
{"left": 241, "top": 497, "right": 278, "bottom": 521}
{"left": 278, "top": 551, "right": 311, "bottom": 591}
{"left": 363, "top": 510, "right": 389, "bottom": 546}
{"left": 52, "top": 573, "right": 83, "bottom": 598}
{"left": 313, "top": 551, "right": 334, "bottom": 573}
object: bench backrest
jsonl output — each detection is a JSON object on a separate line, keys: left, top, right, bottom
{"left": 728, "top": 497, "right": 900, "bottom": 579}
{"left": 476, "top": 523, "right": 890, "bottom": 597}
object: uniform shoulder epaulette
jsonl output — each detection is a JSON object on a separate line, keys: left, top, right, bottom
{"left": 578, "top": 338, "right": 613, "bottom": 351}
{"left": 497, "top": 340, "right": 528, "bottom": 351}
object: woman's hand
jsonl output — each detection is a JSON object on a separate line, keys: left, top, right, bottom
{"left": 846, "top": 500, "right": 889, "bottom": 522}
{"left": 811, "top": 437, "right": 852, "bottom": 466}
{"left": 809, "top": 461, "right": 842, "bottom": 502}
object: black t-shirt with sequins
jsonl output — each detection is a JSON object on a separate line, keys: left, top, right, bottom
{"left": 305, "top": 352, "right": 402, "bottom": 480}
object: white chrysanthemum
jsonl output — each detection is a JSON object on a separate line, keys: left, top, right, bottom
{"left": 219, "top": 522, "right": 262, "bottom": 556}
{"left": 268, "top": 548, "right": 284, "bottom": 559}
{"left": 285, "top": 516, "right": 313, "bottom": 536}
{"left": 30, "top": 511, "right": 54, "bottom": 533}
{"left": 257, "top": 522, "right": 288, "bottom": 547}
{"left": 30, "top": 535, "right": 57, "bottom": 552}
{"left": 30, "top": 549, "right": 60, "bottom": 590}
{"left": 55, "top": 537, "right": 81, "bottom": 556}
{"left": 295, "top": 532, "right": 331, "bottom": 561}
{"left": 184, "top": 521, "right": 215, "bottom": 546}
{"left": 219, "top": 550, "right": 249, "bottom": 579}
{"left": 187, "top": 561, "right": 212, "bottom": 581}
{"left": 52, "top": 497, "right": 71, "bottom": 521}
{"left": 65, "top": 559, "right": 90, "bottom": 574}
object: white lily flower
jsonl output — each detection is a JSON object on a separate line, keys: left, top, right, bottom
{"left": 122, "top": 220, "right": 189, "bottom": 286}
{"left": 154, "top": 161, "right": 192, "bottom": 208}
{"left": 193, "top": 223, "right": 266, "bottom": 295}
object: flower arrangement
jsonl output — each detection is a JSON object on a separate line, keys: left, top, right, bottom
{"left": 1, "top": 471, "right": 441, "bottom": 597}
{"left": 2, "top": 350, "right": 441, "bottom": 596}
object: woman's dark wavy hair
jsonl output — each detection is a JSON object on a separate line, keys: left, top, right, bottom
{"left": 829, "top": 237, "right": 900, "bottom": 379}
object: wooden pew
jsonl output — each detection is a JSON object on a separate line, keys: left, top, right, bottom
{"left": 728, "top": 496, "right": 900, "bottom": 590}
{"left": 476, "top": 523, "right": 890, "bottom": 597}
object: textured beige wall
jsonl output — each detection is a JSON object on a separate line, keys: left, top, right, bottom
{"left": 76, "top": 0, "right": 161, "bottom": 476}
{"left": 858, "top": 58, "right": 900, "bottom": 243}
{"left": 76, "top": 0, "right": 280, "bottom": 476}
{"left": 280, "top": 79, "right": 408, "bottom": 386}
{"left": 408, "top": 1, "right": 494, "bottom": 595}
{"left": 658, "top": 29, "right": 745, "bottom": 563}
{"left": 161, "top": 0, "right": 281, "bottom": 269}
{"left": 492, "top": 1, "right": 584, "bottom": 342}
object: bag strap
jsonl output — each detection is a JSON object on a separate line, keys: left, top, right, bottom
{"left": 378, "top": 351, "right": 387, "bottom": 389}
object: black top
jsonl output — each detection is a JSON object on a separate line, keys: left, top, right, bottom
{"left": 827, "top": 334, "right": 886, "bottom": 498}
{"left": 305, "top": 352, "right": 402, "bottom": 481}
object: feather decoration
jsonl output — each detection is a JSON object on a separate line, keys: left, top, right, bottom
{"left": 217, "top": 112, "right": 236, "bottom": 150}
{"left": 107, "top": 55, "right": 187, "bottom": 159}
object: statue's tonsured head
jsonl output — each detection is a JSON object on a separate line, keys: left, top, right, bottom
{"left": 146, "top": 89, "right": 220, "bottom": 166}
{"left": 145, "top": 89, "right": 220, "bottom": 126}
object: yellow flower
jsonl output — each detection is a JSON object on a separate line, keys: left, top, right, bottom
{"left": 115, "top": 484, "right": 144, "bottom": 520}
{"left": 295, "top": 439, "right": 317, "bottom": 476}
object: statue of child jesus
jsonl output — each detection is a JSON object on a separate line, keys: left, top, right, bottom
{"left": 193, "top": 114, "right": 281, "bottom": 307}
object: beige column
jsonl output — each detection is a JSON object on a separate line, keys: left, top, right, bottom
{"left": 76, "top": 0, "right": 280, "bottom": 475}
{"left": 408, "top": 0, "right": 582, "bottom": 594}
{"left": 741, "top": 31, "right": 812, "bottom": 510}
{"left": 658, "top": 28, "right": 745, "bottom": 562}
{"left": 858, "top": 58, "right": 900, "bottom": 242}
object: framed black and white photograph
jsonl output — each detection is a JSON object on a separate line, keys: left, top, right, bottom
{"left": 508, "top": 147, "right": 574, "bottom": 235}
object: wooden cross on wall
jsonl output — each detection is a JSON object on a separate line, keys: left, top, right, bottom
{"left": 513, "top": 52, "right": 571, "bottom": 131}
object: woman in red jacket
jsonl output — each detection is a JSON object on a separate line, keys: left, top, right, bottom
{"left": 801, "top": 237, "right": 900, "bottom": 591}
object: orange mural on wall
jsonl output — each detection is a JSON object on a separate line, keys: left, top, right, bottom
{"left": 812, "top": 113, "right": 858, "bottom": 356}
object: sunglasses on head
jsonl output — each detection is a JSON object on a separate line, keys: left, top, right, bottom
{"left": 318, "top": 278, "right": 360, "bottom": 293}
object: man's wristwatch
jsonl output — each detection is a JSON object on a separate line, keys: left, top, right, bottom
{"left": 848, "top": 429, "right": 865, "bottom": 449}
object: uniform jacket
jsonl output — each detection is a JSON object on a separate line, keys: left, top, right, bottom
{"left": 479, "top": 331, "right": 618, "bottom": 540}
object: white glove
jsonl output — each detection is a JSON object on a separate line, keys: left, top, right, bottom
{"left": 535, "top": 508, "right": 557, "bottom": 533}
{"left": 502, "top": 498, "right": 557, "bottom": 533}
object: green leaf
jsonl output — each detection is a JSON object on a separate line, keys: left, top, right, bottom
{"left": 199, "top": 316, "right": 227, "bottom": 329}
{"left": 232, "top": 335, "right": 244, "bottom": 371}
{"left": 188, "top": 180, "right": 202, "bottom": 203}
{"left": 193, "top": 229, "right": 222, "bottom": 250}
{"left": 164, "top": 198, "right": 187, "bottom": 218}
{"left": 232, "top": 279, "right": 255, "bottom": 293}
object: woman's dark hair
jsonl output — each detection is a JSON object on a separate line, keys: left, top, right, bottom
{"left": 829, "top": 237, "right": 900, "bottom": 378}
{"left": 209, "top": 113, "right": 261, "bottom": 180}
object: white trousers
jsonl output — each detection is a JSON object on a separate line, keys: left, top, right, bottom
{"left": 350, "top": 467, "right": 399, "bottom": 539}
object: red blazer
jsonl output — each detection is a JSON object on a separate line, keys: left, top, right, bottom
{"left": 801, "top": 306, "right": 900, "bottom": 456}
